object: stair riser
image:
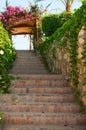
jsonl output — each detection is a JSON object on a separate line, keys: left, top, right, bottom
{"left": 11, "top": 70, "right": 48, "bottom": 72}
{"left": 14, "top": 60, "right": 43, "bottom": 62}
{"left": 11, "top": 66, "right": 46, "bottom": 69}
{"left": 1, "top": 126, "right": 86, "bottom": 130}
{"left": 11, "top": 62, "right": 44, "bottom": 65}
{"left": 12, "top": 65, "right": 47, "bottom": 67}
{"left": 3, "top": 115, "right": 86, "bottom": 125}
{"left": 0, "top": 104, "right": 80, "bottom": 113}
{"left": 12, "top": 80, "right": 68, "bottom": 87}
{"left": 10, "top": 71, "right": 48, "bottom": 74}
{"left": 10, "top": 87, "right": 72, "bottom": 94}
{"left": 9, "top": 51, "right": 48, "bottom": 74}
{"left": 0, "top": 95, "right": 75, "bottom": 103}
{"left": 12, "top": 75, "right": 65, "bottom": 80}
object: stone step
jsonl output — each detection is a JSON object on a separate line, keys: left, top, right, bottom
{"left": 16, "top": 50, "right": 35, "bottom": 53}
{"left": 10, "top": 71, "right": 49, "bottom": 74}
{"left": 16, "top": 54, "right": 43, "bottom": 59}
{"left": 12, "top": 64, "right": 46, "bottom": 68}
{"left": 16, "top": 51, "right": 38, "bottom": 55}
{"left": 12, "top": 79, "right": 68, "bottom": 87}
{"left": 14, "top": 61, "right": 45, "bottom": 64}
{"left": 15, "top": 58, "right": 43, "bottom": 62}
{"left": 16, "top": 51, "right": 39, "bottom": 56}
{"left": 5, "top": 50, "right": 86, "bottom": 129}
{"left": 11, "top": 74, "right": 65, "bottom": 80}
{"left": 15, "top": 60, "right": 43, "bottom": 62}
{"left": 10, "top": 50, "right": 48, "bottom": 74}
{"left": 0, "top": 94, "right": 75, "bottom": 103}
{"left": 10, "top": 70, "right": 48, "bottom": 73}
{"left": 3, "top": 112, "right": 86, "bottom": 125}
{"left": 10, "top": 68, "right": 48, "bottom": 71}
{"left": 1, "top": 124, "right": 86, "bottom": 130}
{"left": 0, "top": 103, "right": 81, "bottom": 113}
{"left": 16, "top": 55, "right": 42, "bottom": 58}
{"left": 10, "top": 86, "right": 72, "bottom": 94}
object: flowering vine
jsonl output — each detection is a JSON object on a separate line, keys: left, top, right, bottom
{"left": 0, "top": 0, "right": 50, "bottom": 30}
{"left": 0, "top": 6, "right": 35, "bottom": 29}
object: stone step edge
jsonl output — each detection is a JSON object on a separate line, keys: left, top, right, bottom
{"left": 1, "top": 124, "right": 86, "bottom": 130}
{"left": 0, "top": 102, "right": 79, "bottom": 106}
{"left": 10, "top": 74, "right": 65, "bottom": 79}
{"left": 3, "top": 112, "right": 85, "bottom": 117}
{"left": 0, "top": 93, "right": 74, "bottom": 96}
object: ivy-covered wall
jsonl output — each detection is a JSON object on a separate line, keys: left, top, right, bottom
{"left": 38, "top": 2, "right": 86, "bottom": 111}
{"left": 77, "top": 26, "right": 86, "bottom": 106}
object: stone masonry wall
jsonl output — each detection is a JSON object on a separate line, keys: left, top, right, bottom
{"left": 45, "top": 27, "right": 86, "bottom": 106}
{"left": 77, "top": 26, "right": 86, "bottom": 106}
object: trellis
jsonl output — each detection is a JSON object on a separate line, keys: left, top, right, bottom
{"left": 6, "top": 16, "right": 41, "bottom": 50}
{"left": 0, "top": 5, "right": 43, "bottom": 50}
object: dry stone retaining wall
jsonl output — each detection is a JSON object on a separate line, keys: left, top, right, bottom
{"left": 77, "top": 26, "right": 86, "bottom": 106}
{"left": 45, "top": 27, "right": 86, "bottom": 106}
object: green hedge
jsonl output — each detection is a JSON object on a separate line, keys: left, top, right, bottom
{"left": 0, "top": 22, "right": 16, "bottom": 93}
{"left": 41, "top": 12, "right": 72, "bottom": 37}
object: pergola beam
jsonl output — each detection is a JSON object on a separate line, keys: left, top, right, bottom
{"left": 9, "top": 26, "right": 36, "bottom": 35}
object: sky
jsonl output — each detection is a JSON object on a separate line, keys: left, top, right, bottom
{"left": 0, "top": 0, "right": 82, "bottom": 50}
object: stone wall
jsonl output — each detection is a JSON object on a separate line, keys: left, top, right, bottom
{"left": 46, "top": 43, "right": 70, "bottom": 78}
{"left": 77, "top": 26, "right": 86, "bottom": 106}
{"left": 45, "top": 27, "right": 86, "bottom": 106}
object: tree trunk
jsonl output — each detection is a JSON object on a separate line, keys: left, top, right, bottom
{"left": 66, "top": 0, "right": 72, "bottom": 12}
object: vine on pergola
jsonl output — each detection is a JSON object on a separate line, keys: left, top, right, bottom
{"left": 0, "top": 4, "right": 41, "bottom": 34}
{"left": 0, "top": 1, "right": 50, "bottom": 48}
{"left": 0, "top": 4, "right": 44, "bottom": 49}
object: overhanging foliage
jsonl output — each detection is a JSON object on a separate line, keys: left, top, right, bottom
{"left": 0, "top": 22, "right": 16, "bottom": 93}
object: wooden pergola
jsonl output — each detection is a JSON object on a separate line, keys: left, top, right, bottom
{"left": 7, "top": 19, "right": 36, "bottom": 35}
{"left": 6, "top": 16, "right": 41, "bottom": 50}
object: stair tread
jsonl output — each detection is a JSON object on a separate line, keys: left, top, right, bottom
{"left": 1, "top": 124, "right": 86, "bottom": 130}
{"left": 11, "top": 74, "right": 65, "bottom": 78}
{"left": 3, "top": 112, "right": 86, "bottom": 116}
{"left": 0, "top": 102, "right": 79, "bottom": 105}
{"left": 10, "top": 87, "right": 72, "bottom": 94}
{"left": 0, "top": 103, "right": 81, "bottom": 113}
{"left": 0, "top": 93, "right": 74, "bottom": 96}
{"left": 9, "top": 51, "right": 49, "bottom": 74}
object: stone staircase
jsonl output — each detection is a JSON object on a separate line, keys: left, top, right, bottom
{"left": 0, "top": 50, "right": 86, "bottom": 130}
{"left": 9, "top": 50, "right": 48, "bottom": 74}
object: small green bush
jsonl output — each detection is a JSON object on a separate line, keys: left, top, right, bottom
{"left": 59, "top": 12, "right": 72, "bottom": 25}
{"left": 41, "top": 12, "right": 72, "bottom": 37}
{"left": 42, "top": 14, "right": 61, "bottom": 36}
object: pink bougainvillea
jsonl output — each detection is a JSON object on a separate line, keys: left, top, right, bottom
{"left": 0, "top": 5, "right": 38, "bottom": 28}
{"left": 0, "top": 3, "right": 48, "bottom": 30}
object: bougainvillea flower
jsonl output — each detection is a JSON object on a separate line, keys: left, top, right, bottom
{"left": 0, "top": 14, "right": 3, "bottom": 19}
